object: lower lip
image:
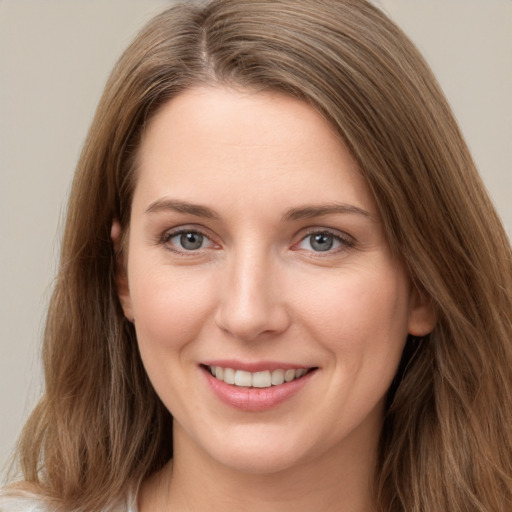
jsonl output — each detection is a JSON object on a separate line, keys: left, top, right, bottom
{"left": 202, "top": 367, "right": 315, "bottom": 412}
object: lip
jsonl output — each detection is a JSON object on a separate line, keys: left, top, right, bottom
{"left": 201, "top": 363, "right": 317, "bottom": 412}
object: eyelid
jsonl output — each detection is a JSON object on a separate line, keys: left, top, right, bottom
{"left": 156, "top": 224, "right": 355, "bottom": 255}
{"left": 292, "top": 227, "right": 356, "bottom": 253}
{"left": 158, "top": 224, "right": 220, "bottom": 253}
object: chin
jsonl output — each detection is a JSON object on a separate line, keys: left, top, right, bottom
{"left": 211, "top": 446, "right": 306, "bottom": 475}
{"left": 192, "top": 425, "right": 320, "bottom": 475}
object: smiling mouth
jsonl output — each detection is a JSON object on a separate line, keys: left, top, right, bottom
{"left": 204, "top": 365, "right": 315, "bottom": 388}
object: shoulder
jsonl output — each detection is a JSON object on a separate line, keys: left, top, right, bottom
{"left": 0, "top": 490, "right": 138, "bottom": 512}
{"left": 0, "top": 492, "right": 51, "bottom": 512}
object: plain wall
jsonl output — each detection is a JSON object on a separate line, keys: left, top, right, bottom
{"left": 1, "top": 0, "right": 511, "bottom": 474}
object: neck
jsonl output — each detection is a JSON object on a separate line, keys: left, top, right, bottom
{"left": 139, "top": 422, "right": 379, "bottom": 512}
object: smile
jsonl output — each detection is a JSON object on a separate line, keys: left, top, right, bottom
{"left": 207, "top": 365, "right": 310, "bottom": 388}
{"left": 202, "top": 363, "right": 318, "bottom": 411}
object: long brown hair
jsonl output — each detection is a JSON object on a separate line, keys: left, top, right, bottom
{"left": 6, "top": 1, "right": 512, "bottom": 510}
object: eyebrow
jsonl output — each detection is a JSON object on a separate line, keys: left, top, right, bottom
{"left": 145, "top": 198, "right": 372, "bottom": 222}
{"left": 145, "top": 199, "right": 220, "bottom": 219}
{"left": 281, "top": 203, "right": 372, "bottom": 222}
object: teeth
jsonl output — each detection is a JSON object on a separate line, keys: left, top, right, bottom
{"left": 284, "top": 369, "right": 296, "bottom": 382}
{"left": 208, "top": 366, "right": 309, "bottom": 388}
{"left": 223, "top": 367, "right": 235, "bottom": 384}
{"left": 234, "top": 370, "right": 252, "bottom": 387}
{"left": 271, "top": 369, "right": 284, "bottom": 385}
{"left": 252, "top": 371, "right": 271, "bottom": 388}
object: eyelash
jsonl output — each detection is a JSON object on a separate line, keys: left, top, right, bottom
{"left": 158, "top": 227, "right": 355, "bottom": 256}
{"left": 159, "top": 227, "right": 217, "bottom": 255}
{"left": 293, "top": 228, "right": 356, "bottom": 255}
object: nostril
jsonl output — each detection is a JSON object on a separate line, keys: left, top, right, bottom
{"left": 214, "top": 297, "right": 292, "bottom": 342}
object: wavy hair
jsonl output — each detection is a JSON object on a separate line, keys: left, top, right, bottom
{"left": 6, "top": 1, "right": 512, "bottom": 510}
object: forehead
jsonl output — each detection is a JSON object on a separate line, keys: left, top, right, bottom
{"left": 133, "top": 86, "right": 377, "bottom": 217}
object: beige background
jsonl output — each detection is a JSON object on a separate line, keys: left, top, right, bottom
{"left": 1, "top": 0, "right": 511, "bottom": 473}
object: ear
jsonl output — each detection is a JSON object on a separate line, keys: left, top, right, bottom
{"left": 111, "top": 220, "right": 134, "bottom": 323}
{"left": 408, "top": 286, "right": 437, "bottom": 336}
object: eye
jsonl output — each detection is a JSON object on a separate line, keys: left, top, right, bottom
{"left": 306, "top": 232, "right": 337, "bottom": 252}
{"left": 295, "top": 230, "right": 354, "bottom": 253}
{"left": 163, "top": 229, "right": 215, "bottom": 252}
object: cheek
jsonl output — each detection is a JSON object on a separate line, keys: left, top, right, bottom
{"left": 127, "top": 262, "right": 217, "bottom": 354}
{"left": 292, "top": 265, "right": 412, "bottom": 359}
{"left": 127, "top": 264, "right": 220, "bottom": 415}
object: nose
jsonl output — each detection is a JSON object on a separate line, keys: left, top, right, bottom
{"left": 214, "top": 246, "right": 291, "bottom": 342}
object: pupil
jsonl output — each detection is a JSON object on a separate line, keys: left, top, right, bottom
{"left": 180, "top": 232, "right": 203, "bottom": 250}
{"left": 311, "top": 233, "right": 333, "bottom": 251}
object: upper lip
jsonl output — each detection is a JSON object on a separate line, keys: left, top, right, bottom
{"left": 201, "top": 360, "right": 315, "bottom": 372}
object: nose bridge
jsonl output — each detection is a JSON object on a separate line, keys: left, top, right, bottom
{"left": 215, "top": 240, "right": 289, "bottom": 341}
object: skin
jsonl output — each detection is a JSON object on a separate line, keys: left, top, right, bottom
{"left": 115, "top": 87, "right": 435, "bottom": 511}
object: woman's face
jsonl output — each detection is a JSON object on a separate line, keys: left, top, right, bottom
{"left": 117, "top": 87, "right": 434, "bottom": 474}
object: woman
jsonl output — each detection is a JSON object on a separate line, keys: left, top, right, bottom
{"left": 2, "top": 0, "right": 511, "bottom": 510}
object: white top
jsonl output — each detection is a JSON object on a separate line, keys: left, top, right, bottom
{"left": 0, "top": 489, "right": 138, "bottom": 512}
